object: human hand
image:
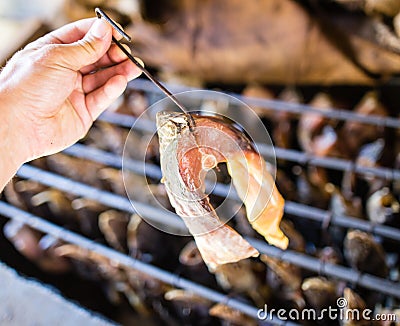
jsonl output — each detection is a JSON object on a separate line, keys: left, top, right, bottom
{"left": 0, "top": 18, "right": 142, "bottom": 165}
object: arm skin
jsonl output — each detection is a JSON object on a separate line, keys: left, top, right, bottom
{"left": 0, "top": 104, "right": 26, "bottom": 189}
{"left": 0, "top": 18, "right": 142, "bottom": 191}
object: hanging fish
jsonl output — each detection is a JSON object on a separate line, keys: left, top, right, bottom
{"left": 164, "top": 289, "right": 213, "bottom": 324}
{"left": 46, "top": 153, "right": 104, "bottom": 187}
{"left": 341, "top": 288, "right": 375, "bottom": 326}
{"left": 84, "top": 121, "right": 128, "bottom": 155}
{"left": 280, "top": 219, "right": 306, "bottom": 253}
{"left": 272, "top": 87, "right": 302, "bottom": 150}
{"left": 71, "top": 198, "right": 106, "bottom": 237}
{"left": 316, "top": 246, "right": 343, "bottom": 265}
{"left": 344, "top": 230, "right": 388, "bottom": 278}
{"left": 99, "top": 210, "right": 129, "bottom": 253}
{"left": 3, "top": 221, "right": 70, "bottom": 274}
{"left": 261, "top": 255, "right": 305, "bottom": 309}
{"left": 366, "top": 187, "right": 399, "bottom": 225}
{"left": 157, "top": 112, "right": 288, "bottom": 270}
{"left": 213, "top": 259, "right": 268, "bottom": 306}
{"left": 4, "top": 179, "right": 46, "bottom": 212}
{"left": 342, "top": 92, "right": 388, "bottom": 155}
{"left": 30, "top": 189, "right": 76, "bottom": 223}
{"left": 178, "top": 240, "right": 216, "bottom": 286}
{"left": 301, "top": 277, "right": 338, "bottom": 312}
{"left": 298, "top": 92, "right": 333, "bottom": 154}
{"left": 209, "top": 303, "right": 257, "bottom": 326}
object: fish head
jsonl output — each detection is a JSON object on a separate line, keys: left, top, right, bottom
{"left": 156, "top": 111, "right": 191, "bottom": 135}
{"left": 156, "top": 111, "right": 194, "bottom": 155}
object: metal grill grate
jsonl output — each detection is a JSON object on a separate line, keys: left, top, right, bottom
{"left": 1, "top": 79, "right": 400, "bottom": 325}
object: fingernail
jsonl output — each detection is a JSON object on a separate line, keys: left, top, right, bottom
{"left": 91, "top": 19, "right": 109, "bottom": 38}
{"left": 134, "top": 56, "right": 145, "bottom": 68}
{"left": 121, "top": 44, "right": 131, "bottom": 54}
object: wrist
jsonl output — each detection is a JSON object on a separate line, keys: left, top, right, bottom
{"left": 0, "top": 91, "right": 29, "bottom": 183}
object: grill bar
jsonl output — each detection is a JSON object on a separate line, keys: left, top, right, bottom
{"left": 247, "top": 238, "right": 400, "bottom": 298}
{"left": 2, "top": 74, "right": 398, "bottom": 326}
{"left": 129, "top": 79, "right": 400, "bottom": 129}
{"left": 100, "top": 112, "right": 139, "bottom": 129}
{"left": 64, "top": 145, "right": 162, "bottom": 180}
{"left": 0, "top": 202, "right": 295, "bottom": 326}
{"left": 17, "top": 164, "right": 186, "bottom": 233}
{"left": 10, "top": 165, "right": 400, "bottom": 298}
{"left": 259, "top": 145, "right": 400, "bottom": 181}
{"left": 98, "top": 112, "right": 400, "bottom": 182}
{"left": 65, "top": 144, "right": 400, "bottom": 242}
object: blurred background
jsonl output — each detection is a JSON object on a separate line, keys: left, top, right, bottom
{"left": 0, "top": 1, "right": 400, "bottom": 325}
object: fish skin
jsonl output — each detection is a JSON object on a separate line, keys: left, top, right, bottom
{"left": 157, "top": 112, "right": 258, "bottom": 270}
{"left": 157, "top": 111, "right": 288, "bottom": 269}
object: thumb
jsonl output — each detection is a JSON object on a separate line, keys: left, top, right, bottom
{"left": 61, "top": 19, "right": 112, "bottom": 70}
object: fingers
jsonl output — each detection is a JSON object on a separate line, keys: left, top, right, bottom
{"left": 82, "top": 58, "right": 142, "bottom": 93}
{"left": 30, "top": 19, "right": 96, "bottom": 48}
{"left": 85, "top": 75, "right": 128, "bottom": 120}
{"left": 80, "top": 43, "right": 132, "bottom": 75}
{"left": 56, "top": 19, "right": 113, "bottom": 71}
{"left": 26, "top": 17, "right": 134, "bottom": 74}
{"left": 111, "top": 22, "right": 126, "bottom": 41}
{"left": 49, "top": 18, "right": 133, "bottom": 72}
{"left": 36, "top": 18, "right": 125, "bottom": 45}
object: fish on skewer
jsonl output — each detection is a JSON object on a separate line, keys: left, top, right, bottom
{"left": 156, "top": 112, "right": 288, "bottom": 270}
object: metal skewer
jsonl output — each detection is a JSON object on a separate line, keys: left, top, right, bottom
{"left": 95, "top": 8, "right": 195, "bottom": 130}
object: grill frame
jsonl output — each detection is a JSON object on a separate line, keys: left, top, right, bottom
{"left": 7, "top": 164, "right": 400, "bottom": 299}
{"left": 129, "top": 79, "right": 400, "bottom": 129}
{"left": 1, "top": 79, "right": 400, "bottom": 325}
{"left": 0, "top": 202, "right": 295, "bottom": 326}
{"left": 64, "top": 142, "right": 400, "bottom": 242}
